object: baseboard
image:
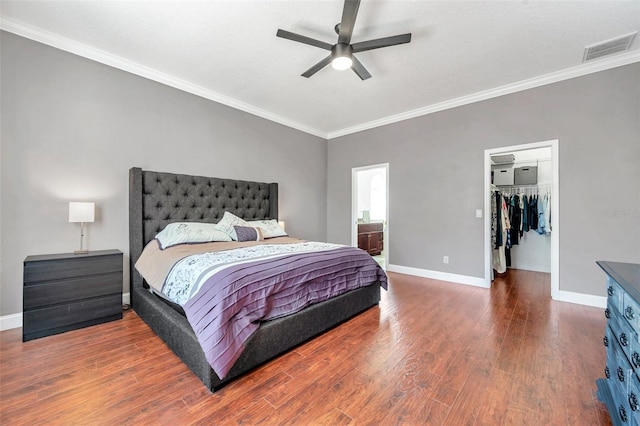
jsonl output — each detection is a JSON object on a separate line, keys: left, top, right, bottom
{"left": 0, "top": 313, "right": 23, "bottom": 331}
{"left": 386, "top": 264, "right": 487, "bottom": 288}
{"left": 554, "top": 290, "right": 607, "bottom": 309}
{"left": 0, "top": 292, "right": 132, "bottom": 331}
{"left": 386, "top": 264, "right": 607, "bottom": 309}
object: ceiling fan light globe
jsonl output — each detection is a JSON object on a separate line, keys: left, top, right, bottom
{"left": 332, "top": 56, "right": 353, "bottom": 70}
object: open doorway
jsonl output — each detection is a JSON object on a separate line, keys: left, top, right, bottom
{"left": 484, "top": 140, "right": 559, "bottom": 298}
{"left": 352, "top": 164, "right": 389, "bottom": 269}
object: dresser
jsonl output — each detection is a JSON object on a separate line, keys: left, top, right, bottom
{"left": 357, "top": 222, "right": 384, "bottom": 256}
{"left": 597, "top": 261, "right": 640, "bottom": 425}
{"left": 23, "top": 249, "right": 123, "bottom": 341}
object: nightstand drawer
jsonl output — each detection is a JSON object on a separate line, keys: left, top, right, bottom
{"left": 23, "top": 272, "right": 122, "bottom": 309}
{"left": 24, "top": 253, "right": 122, "bottom": 283}
{"left": 23, "top": 294, "right": 122, "bottom": 340}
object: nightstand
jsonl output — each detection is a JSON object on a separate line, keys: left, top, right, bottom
{"left": 23, "top": 249, "right": 123, "bottom": 341}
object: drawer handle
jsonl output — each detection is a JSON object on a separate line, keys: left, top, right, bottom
{"left": 633, "top": 352, "right": 640, "bottom": 369}
{"left": 608, "top": 286, "right": 614, "bottom": 296}
{"left": 605, "top": 366, "right": 611, "bottom": 378}
{"left": 630, "top": 393, "right": 639, "bottom": 412}
{"left": 626, "top": 306, "right": 635, "bottom": 320}
{"left": 604, "top": 336, "right": 609, "bottom": 347}
{"left": 620, "top": 333, "right": 629, "bottom": 347}
{"left": 619, "top": 405, "right": 628, "bottom": 422}
{"left": 605, "top": 308, "right": 611, "bottom": 319}
{"left": 617, "top": 367, "right": 625, "bottom": 382}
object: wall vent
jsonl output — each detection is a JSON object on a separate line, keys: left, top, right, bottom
{"left": 583, "top": 32, "right": 637, "bottom": 62}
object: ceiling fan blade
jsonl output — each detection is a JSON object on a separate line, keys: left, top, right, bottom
{"left": 276, "top": 29, "right": 333, "bottom": 50}
{"left": 351, "top": 33, "right": 412, "bottom": 53}
{"left": 351, "top": 56, "right": 371, "bottom": 80}
{"left": 301, "top": 55, "right": 333, "bottom": 78}
{"left": 337, "top": 0, "right": 360, "bottom": 45}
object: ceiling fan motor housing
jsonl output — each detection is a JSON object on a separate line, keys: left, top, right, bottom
{"left": 332, "top": 43, "right": 353, "bottom": 59}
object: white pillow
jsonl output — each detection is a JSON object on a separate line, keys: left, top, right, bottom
{"left": 214, "top": 211, "right": 248, "bottom": 241}
{"left": 246, "top": 219, "right": 287, "bottom": 239}
{"left": 155, "top": 222, "right": 231, "bottom": 249}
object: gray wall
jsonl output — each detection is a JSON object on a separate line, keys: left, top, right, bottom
{"left": 328, "top": 63, "right": 640, "bottom": 297}
{"left": 0, "top": 32, "right": 327, "bottom": 317}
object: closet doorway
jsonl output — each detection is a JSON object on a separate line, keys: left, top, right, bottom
{"left": 483, "top": 140, "right": 559, "bottom": 298}
{"left": 352, "top": 164, "right": 389, "bottom": 269}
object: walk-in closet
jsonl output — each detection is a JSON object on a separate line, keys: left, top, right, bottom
{"left": 490, "top": 147, "right": 552, "bottom": 277}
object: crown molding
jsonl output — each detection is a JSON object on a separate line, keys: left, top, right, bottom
{"left": 327, "top": 50, "right": 640, "bottom": 139}
{"left": 2, "top": 16, "right": 638, "bottom": 141}
{"left": 0, "top": 17, "right": 328, "bottom": 139}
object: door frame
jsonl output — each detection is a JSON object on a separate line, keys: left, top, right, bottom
{"left": 483, "top": 140, "right": 559, "bottom": 298}
{"left": 351, "top": 163, "right": 389, "bottom": 261}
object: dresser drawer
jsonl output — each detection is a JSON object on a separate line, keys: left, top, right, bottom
{"left": 23, "top": 294, "right": 122, "bottom": 335}
{"left": 24, "top": 272, "right": 122, "bottom": 309}
{"left": 624, "top": 292, "right": 640, "bottom": 331}
{"left": 607, "top": 337, "right": 635, "bottom": 424}
{"left": 628, "top": 373, "right": 640, "bottom": 425}
{"left": 609, "top": 306, "right": 640, "bottom": 367}
{"left": 24, "top": 253, "right": 122, "bottom": 283}
{"left": 608, "top": 277, "right": 625, "bottom": 316}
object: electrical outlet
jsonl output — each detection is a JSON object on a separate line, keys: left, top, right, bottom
{"left": 443, "top": 256, "right": 449, "bottom": 264}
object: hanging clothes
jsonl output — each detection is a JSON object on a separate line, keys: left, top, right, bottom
{"left": 510, "top": 194, "right": 521, "bottom": 245}
{"left": 492, "top": 194, "right": 510, "bottom": 274}
{"left": 529, "top": 195, "right": 538, "bottom": 230}
{"left": 543, "top": 193, "right": 551, "bottom": 234}
{"left": 491, "top": 185, "right": 551, "bottom": 278}
{"left": 491, "top": 190, "right": 498, "bottom": 248}
{"left": 522, "top": 194, "right": 529, "bottom": 233}
{"left": 537, "top": 194, "right": 546, "bottom": 234}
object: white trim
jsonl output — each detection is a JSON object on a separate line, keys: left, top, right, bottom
{"left": 555, "top": 291, "right": 607, "bottom": 309}
{"left": 484, "top": 139, "right": 560, "bottom": 298}
{"left": 327, "top": 51, "right": 640, "bottom": 139}
{"left": 387, "top": 264, "right": 605, "bottom": 308}
{"left": 2, "top": 16, "right": 638, "bottom": 141}
{"left": 0, "top": 17, "right": 326, "bottom": 139}
{"left": 351, "top": 163, "right": 390, "bottom": 266}
{"left": 387, "top": 264, "right": 486, "bottom": 288}
{"left": 0, "top": 313, "right": 22, "bottom": 331}
{"left": 0, "top": 292, "right": 131, "bottom": 331}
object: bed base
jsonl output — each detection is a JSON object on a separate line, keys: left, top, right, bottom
{"left": 134, "top": 283, "right": 379, "bottom": 391}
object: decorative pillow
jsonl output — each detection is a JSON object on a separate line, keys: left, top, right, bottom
{"left": 234, "top": 226, "right": 264, "bottom": 242}
{"left": 246, "top": 219, "right": 287, "bottom": 239}
{"left": 155, "top": 222, "right": 231, "bottom": 249}
{"left": 214, "top": 211, "right": 248, "bottom": 241}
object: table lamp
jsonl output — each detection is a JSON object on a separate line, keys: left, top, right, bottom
{"left": 69, "top": 202, "right": 95, "bottom": 254}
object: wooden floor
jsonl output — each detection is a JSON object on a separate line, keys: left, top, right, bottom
{"left": 1, "top": 269, "right": 612, "bottom": 425}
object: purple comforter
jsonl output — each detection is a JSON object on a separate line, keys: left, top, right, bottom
{"left": 182, "top": 245, "right": 387, "bottom": 379}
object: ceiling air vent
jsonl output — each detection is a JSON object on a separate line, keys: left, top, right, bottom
{"left": 583, "top": 32, "right": 637, "bottom": 62}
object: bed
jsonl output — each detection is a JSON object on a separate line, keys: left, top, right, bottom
{"left": 128, "top": 167, "right": 385, "bottom": 391}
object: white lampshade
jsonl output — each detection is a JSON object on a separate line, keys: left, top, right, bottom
{"left": 69, "top": 202, "right": 95, "bottom": 223}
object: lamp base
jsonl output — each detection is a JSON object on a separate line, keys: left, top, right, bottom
{"left": 74, "top": 250, "right": 89, "bottom": 255}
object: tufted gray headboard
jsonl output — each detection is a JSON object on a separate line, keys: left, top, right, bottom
{"left": 129, "top": 167, "right": 278, "bottom": 303}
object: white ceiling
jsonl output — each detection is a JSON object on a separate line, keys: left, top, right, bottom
{"left": 1, "top": 1, "right": 639, "bottom": 139}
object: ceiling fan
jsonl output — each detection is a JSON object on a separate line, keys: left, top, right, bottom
{"left": 276, "top": 0, "right": 411, "bottom": 80}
